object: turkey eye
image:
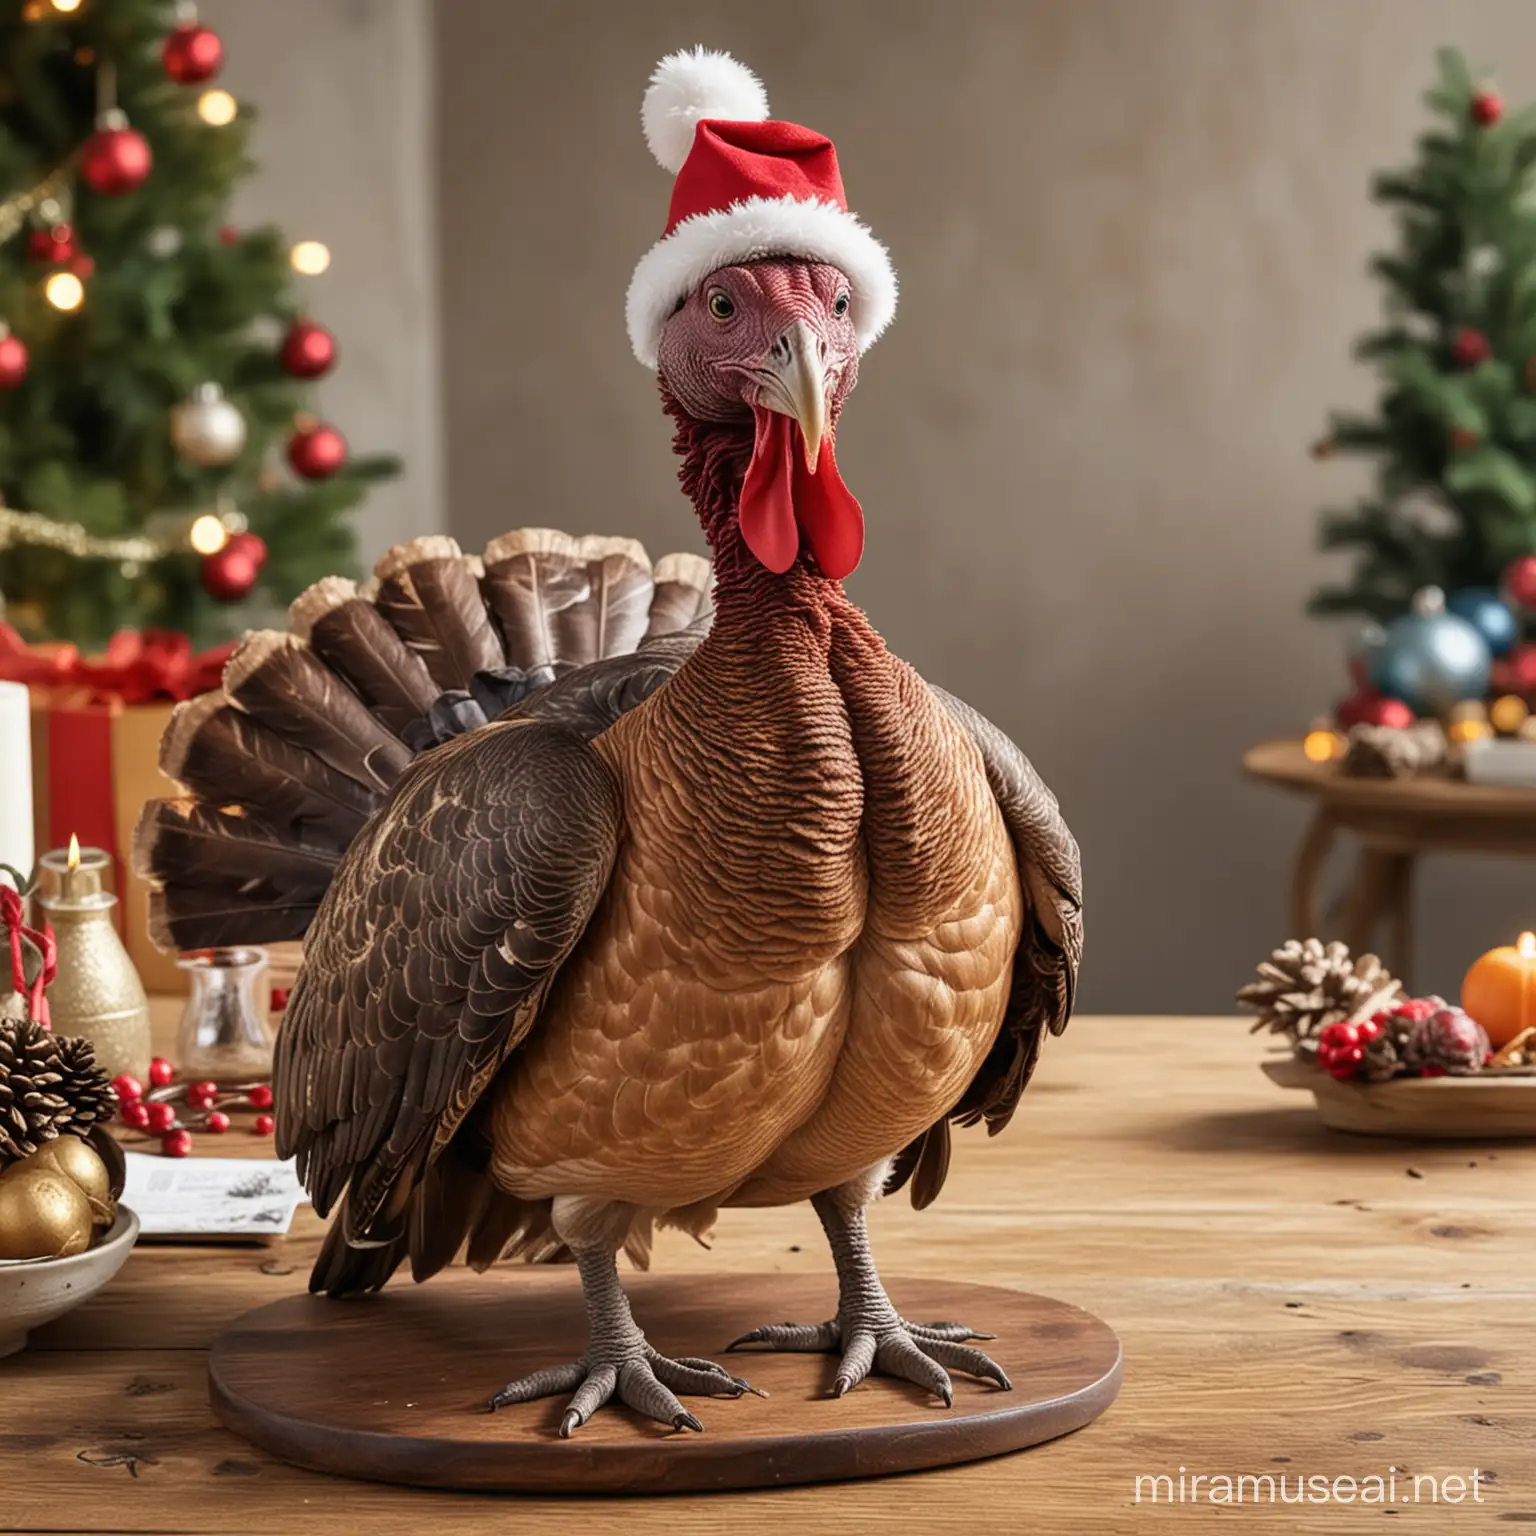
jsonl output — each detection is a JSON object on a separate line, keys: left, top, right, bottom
{"left": 833, "top": 291, "right": 850, "bottom": 317}
{"left": 707, "top": 289, "right": 735, "bottom": 320}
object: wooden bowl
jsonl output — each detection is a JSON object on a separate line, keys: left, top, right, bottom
{"left": 1263, "top": 1056, "right": 1536, "bottom": 1139}
{"left": 0, "top": 1205, "right": 139, "bottom": 1359}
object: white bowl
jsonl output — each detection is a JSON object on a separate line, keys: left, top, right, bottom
{"left": 0, "top": 1206, "right": 139, "bottom": 1359}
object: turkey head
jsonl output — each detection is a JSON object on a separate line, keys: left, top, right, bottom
{"left": 657, "top": 258, "right": 865, "bottom": 579}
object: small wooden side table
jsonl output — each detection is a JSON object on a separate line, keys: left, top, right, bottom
{"left": 1243, "top": 738, "right": 1536, "bottom": 987}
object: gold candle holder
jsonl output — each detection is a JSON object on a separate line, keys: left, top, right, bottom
{"left": 35, "top": 839, "right": 150, "bottom": 1083}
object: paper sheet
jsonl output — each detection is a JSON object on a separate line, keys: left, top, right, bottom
{"left": 122, "top": 1150, "right": 308, "bottom": 1238}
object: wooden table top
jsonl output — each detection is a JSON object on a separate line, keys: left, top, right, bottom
{"left": 4, "top": 998, "right": 1532, "bottom": 1534}
{"left": 1244, "top": 738, "right": 1536, "bottom": 819}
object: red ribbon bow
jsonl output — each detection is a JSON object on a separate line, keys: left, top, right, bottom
{"left": 1, "top": 886, "right": 55, "bottom": 1027}
{"left": 0, "top": 622, "right": 232, "bottom": 705}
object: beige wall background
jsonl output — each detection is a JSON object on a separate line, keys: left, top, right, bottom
{"left": 433, "top": 0, "right": 1536, "bottom": 1013}
{"left": 204, "top": 0, "right": 442, "bottom": 564}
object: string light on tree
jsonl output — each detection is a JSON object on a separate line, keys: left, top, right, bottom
{"left": 289, "top": 240, "right": 330, "bottom": 276}
{"left": 44, "top": 271, "right": 83, "bottom": 311}
{"left": 188, "top": 512, "right": 228, "bottom": 556}
{"left": 196, "top": 89, "right": 237, "bottom": 127}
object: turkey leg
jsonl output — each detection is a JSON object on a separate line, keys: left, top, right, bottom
{"left": 489, "top": 1199, "right": 756, "bottom": 1435}
{"left": 727, "top": 1172, "right": 1012, "bottom": 1403}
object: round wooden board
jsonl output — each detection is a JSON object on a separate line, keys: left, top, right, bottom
{"left": 209, "top": 1270, "right": 1121, "bottom": 1493}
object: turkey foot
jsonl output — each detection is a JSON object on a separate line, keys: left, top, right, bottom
{"left": 726, "top": 1185, "right": 1012, "bottom": 1404}
{"left": 489, "top": 1247, "right": 756, "bottom": 1436}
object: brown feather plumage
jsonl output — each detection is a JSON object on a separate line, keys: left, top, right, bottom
{"left": 372, "top": 536, "right": 505, "bottom": 690}
{"left": 644, "top": 550, "right": 713, "bottom": 638}
{"left": 481, "top": 530, "right": 656, "bottom": 670}
{"left": 291, "top": 576, "right": 440, "bottom": 736}
{"left": 223, "top": 631, "right": 411, "bottom": 792}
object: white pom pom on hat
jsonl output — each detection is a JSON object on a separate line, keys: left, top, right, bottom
{"left": 627, "top": 47, "right": 899, "bottom": 368}
{"left": 642, "top": 47, "right": 770, "bottom": 175}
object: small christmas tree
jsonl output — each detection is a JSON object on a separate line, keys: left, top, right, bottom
{"left": 0, "top": 0, "right": 398, "bottom": 648}
{"left": 1313, "top": 48, "right": 1536, "bottom": 623}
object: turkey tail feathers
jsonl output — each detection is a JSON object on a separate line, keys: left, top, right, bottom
{"left": 135, "top": 527, "right": 711, "bottom": 955}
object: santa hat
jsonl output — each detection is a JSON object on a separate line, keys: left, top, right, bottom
{"left": 625, "top": 47, "right": 898, "bottom": 368}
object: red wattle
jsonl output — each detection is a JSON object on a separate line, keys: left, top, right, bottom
{"left": 738, "top": 406, "right": 865, "bottom": 579}
{"left": 738, "top": 408, "right": 798, "bottom": 574}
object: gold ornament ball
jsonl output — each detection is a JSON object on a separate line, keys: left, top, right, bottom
{"left": 14, "top": 1135, "right": 115, "bottom": 1227}
{"left": 0, "top": 1166, "right": 94, "bottom": 1260}
{"left": 171, "top": 382, "right": 247, "bottom": 468}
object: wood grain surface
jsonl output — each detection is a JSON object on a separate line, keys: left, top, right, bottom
{"left": 2, "top": 999, "right": 1532, "bottom": 1533}
{"left": 208, "top": 1273, "right": 1120, "bottom": 1492}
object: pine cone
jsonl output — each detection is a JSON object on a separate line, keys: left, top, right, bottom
{"left": 1237, "top": 939, "right": 1403, "bottom": 1044}
{"left": 1343, "top": 721, "right": 1448, "bottom": 779}
{"left": 0, "top": 1019, "right": 116, "bottom": 1162}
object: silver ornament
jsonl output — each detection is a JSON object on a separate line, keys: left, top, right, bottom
{"left": 170, "top": 382, "right": 246, "bottom": 468}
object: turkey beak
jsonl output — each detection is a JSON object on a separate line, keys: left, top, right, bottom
{"left": 760, "top": 320, "right": 828, "bottom": 473}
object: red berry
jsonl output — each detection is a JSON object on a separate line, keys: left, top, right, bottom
{"left": 144, "top": 1101, "right": 176, "bottom": 1134}
{"left": 120, "top": 1101, "right": 150, "bottom": 1130}
{"left": 1472, "top": 90, "right": 1503, "bottom": 127}
{"left": 1453, "top": 327, "right": 1492, "bottom": 368}
{"left": 218, "top": 224, "right": 239, "bottom": 245}
{"left": 248, "top": 1084, "right": 274, "bottom": 1110}
{"left": 270, "top": 987, "right": 289, "bottom": 1012}
{"left": 111, "top": 1073, "right": 144, "bottom": 1103}
{"left": 161, "top": 1128, "right": 193, "bottom": 1158}
{"left": 1420, "top": 1063, "right": 1448, "bottom": 1078}
{"left": 253, "top": 1113, "right": 275, "bottom": 1136}
{"left": 1356, "top": 1018, "right": 1382, "bottom": 1043}
{"left": 1328, "top": 1060, "right": 1358, "bottom": 1081}
{"left": 187, "top": 1080, "right": 219, "bottom": 1110}
{"left": 149, "top": 1057, "right": 175, "bottom": 1088}
{"left": 204, "top": 1110, "right": 230, "bottom": 1134}
{"left": 1395, "top": 997, "right": 1439, "bottom": 1024}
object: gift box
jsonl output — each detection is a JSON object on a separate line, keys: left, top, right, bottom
{"left": 1, "top": 625, "right": 232, "bottom": 996}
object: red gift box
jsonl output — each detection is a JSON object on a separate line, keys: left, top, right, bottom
{"left": 1, "top": 624, "right": 232, "bottom": 995}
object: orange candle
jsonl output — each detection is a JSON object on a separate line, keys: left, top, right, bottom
{"left": 1462, "top": 931, "right": 1536, "bottom": 1047}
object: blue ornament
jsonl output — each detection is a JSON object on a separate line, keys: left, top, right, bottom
{"left": 1371, "top": 587, "right": 1492, "bottom": 714}
{"left": 1447, "top": 586, "right": 1518, "bottom": 657}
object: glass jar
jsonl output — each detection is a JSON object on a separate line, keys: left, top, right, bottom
{"left": 176, "top": 947, "right": 273, "bottom": 1081}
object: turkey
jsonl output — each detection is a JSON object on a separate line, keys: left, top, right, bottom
{"left": 134, "top": 48, "right": 1081, "bottom": 1436}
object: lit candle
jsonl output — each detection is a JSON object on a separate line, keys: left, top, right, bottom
{"left": 1462, "top": 931, "right": 1536, "bottom": 1047}
{"left": 0, "top": 681, "right": 33, "bottom": 884}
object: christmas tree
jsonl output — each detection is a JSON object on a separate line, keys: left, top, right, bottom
{"left": 1313, "top": 48, "right": 1536, "bottom": 623}
{"left": 0, "top": 0, "right": 398, "bottom": 649}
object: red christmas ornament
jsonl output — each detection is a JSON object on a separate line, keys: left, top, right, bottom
{"left": 279, "top": 319, "right": 337, "bottom": 380}
{"left": 1452, "top": 327, "right": 1492, "bottom": 368}
{"left": 205, "top": 1110, "right": 230, "bottom": 1134}
{"left": 119, "top": 1101, "right": 150, "bottom": 1131}
{"left": 162, "top": 22, "right": 223, "bottom": 85}
{"left": 1493, "top": 643, "right": 1536, "bottom": 697}
{"left": 0, "top": 334, "right": 29, "bottom": 391}
{"left": 1503, "top": 554, "right": 1536, "bottom": 612}
{"left": 200, "top": 530, "right": 267, "bottom": 604}
{"left": 144, "top": 1101, "right": 176, "bottom": 1134}
{"left": 162, "top": 1128, "right": 193, "bottom": 1158}
{"left": 248, "top": 1083, "right": 274, "bottom": 1110}
{"left": 218, "top": 224, "right": 239, "bottom": 245}
{"left": 287, "top": 421, "right": 347, "bottom": 479}
{"left": 26, "top": 223, "right": 77, "bottom": 265}
{"left": 81, "top": 117, "right": 153, "bottom": 196}
{"left": 1449, "top": 425, "right": 1480, "bottom": 452}
{"left": 1471, "top": 90, "right": 1503, "bottom": 127}
{"left": 1336, "top": 690, "right": 1415, "bottom": 731}
{"left": 253, "top": 1113, "right": 275, "bottom": 1136}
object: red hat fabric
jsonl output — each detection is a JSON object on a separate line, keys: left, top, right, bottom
{"left": 626, "top": 48, "right": 897, "bottom": 368}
